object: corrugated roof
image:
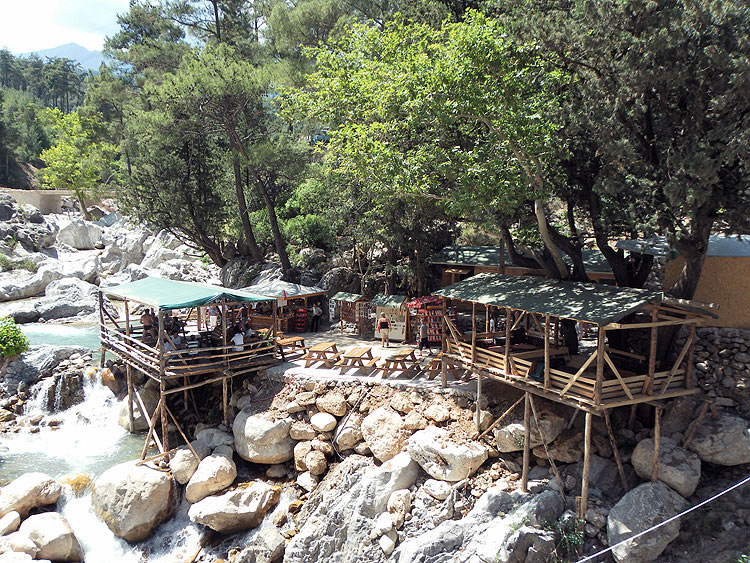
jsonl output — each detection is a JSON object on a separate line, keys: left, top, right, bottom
{"left": 434, "top": 272, "right": 661, "bottom": 326}
{"left": 371, "top": 294, "right": 408, "bottom": 308}
{"left": 103, "top": 277, "right": 272, "bottom": 310}
{"left": 331, "top": 292, "right": 364, "bottom": 303}
{"left": 431, "top": 246, "right": 612, "bottom": 273}
{"left": 244, "top": 279, "right": 326, "bottom": 300}
{"left": 616, "top": 235, "right": 750, "bottom": 258}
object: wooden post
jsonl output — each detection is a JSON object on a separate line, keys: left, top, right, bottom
{"left": 441, "top": 298, "right": 448, "bottom": 388}
{"left": 504, "top": 308, "right": 512, "bottom": 374}
{"left": 485, "top": 304, "right": 489, "bottom": 333}
{"left": 554, "top": 317, "right": 559, "bottom": 347}
{"left": 604, "top": 409, "right": 629, "bottom": 493}
{"left": 158, "top": 310, "right": 169, "bottom": 456}
{"left": 222, "top": 301, "right": 228, "bottom": 368}
{"left": 125, "top": 300, "right": 135, "bottom": 430}
{"left": 686, "top": 324, "right": 696, "bottom": 389}
{"left": 594, "top": 327, "right": 605, "bottom": 406}
{"left": 521, "top": 392, "right": 531, "bottom": 492}
{"left": 272, "top": 300, "right": 278, "bottom": 338}
{"left": 98, "top": 290, "right": 106, "bottom": 367}
{"left": 222, "top": 376, "right": 229, "bottom": 427}
{"left": 475, "top": 371, "right": 482, "bottom": 432}
{"left": 471, "top": 302, "right": 477, "bottom": 368}
{"left": 652, "top": 406, "right": 661, "bottom": 482}
{"left": 581, "top": 412, "right": 592, "bottom": 520}
{"left": 646, "top": 308, "right": 659, "bottom": 395}
{"left": 544, "top": 315, "right": 550, "bottom": 390}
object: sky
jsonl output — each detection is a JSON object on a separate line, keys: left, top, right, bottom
{"left": 0, "top": 0, "right": 131, "bottom": 54}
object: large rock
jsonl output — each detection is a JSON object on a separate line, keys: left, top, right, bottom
{"left": 57, "top": 219, "right": 103, "bottom": 250}
{"left": 97, "top": 227, "right": 151, "bottom": 273}
{"left": 185, "top": 445, "right": 237, "bottom": 503}
{"left": 18, "top": 513, "right": 82, "bottom": 562}
{"left": 494, "top": 411, "right": 565, "bottom": 452}
{"left": 688, "top": 413, "right": 750, "bottom": 466}
{"left": 361, "top": 407, "right": 407, "bottom": 462}
{"left": 316, "top": 391, "right": 347, "bottom": 416}
{"left": 310, "top": 412, "right": 337, "bottom": 433}
{"left": 0, "top": 532, "right": 39, "bottom": 558}
{"left": 169, "top": 448, "right": 201, "bottom": 485}
{"left": 334, "top": 413, "right": 363, "bottom": 450}
{"left": 195, "top": 428, "right": 234, "bottom": 450}
{"left": 407, "top": 426, "right": 487, "bottom": 482}
{"left": 0, "top": 263, "right": 64, "bottom": 302}
{"left": 284, "top": 453, "right": 420, "bottom": 563}
{"left": 1, "top": 346, "right": 85, "bottom": 393}
{"left": 118, "top": 384, "right": 160, "bottom": 432}
{"left": 34, "top": 278, "right": 99, "bottom": 320}
{"left": 188, "top": 481, "right": 280, "bottom": 534}
{"left": 631, "top": 437, "right": 701, "bottom": 498}
{"left": 92, "top": 460, "right": 176, "bottom": 542}
{"left": 607, "top": 482, "right": 688, "bottom": 563}
{"left": 0, "top": 473, "right": 61, "bottom": 518}
{"left": 233, "top": 412, "right": 295, "bottom": 464}
{"left": 0, "top": 194, "right": 17, "bottom": 222}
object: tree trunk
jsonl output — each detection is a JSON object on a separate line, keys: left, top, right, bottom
{"left": 247, "top": 165, "right": 291, "bottom": 275}
{"left": 232, "top": 156, "right": 263, "bottom": 261}
{"left": 78, "top": 194, "right": 90, "bottom": 221}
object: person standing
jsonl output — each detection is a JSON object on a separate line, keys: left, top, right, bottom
{"left": 378, "top": 312, "right": 391, "bottom": 347}
{"left": 417, "top": 317, "right": 432, "bottom": 357}
{"left": 311, "top": 302, "right": 323, "bottom": 332}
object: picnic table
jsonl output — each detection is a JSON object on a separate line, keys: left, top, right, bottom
{"left": 334, "top": 346, "right": 377, "bottom": 374}
{"left": 276, "top": 336, "right": 307, "bottom": 361}
{"left": 372, "top": 349, "right": 419, "bottom": 379}
{"left": 303, "top": 342, "right": 341, "bottom": 368}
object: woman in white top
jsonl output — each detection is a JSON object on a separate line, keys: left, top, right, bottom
{"left": 231, "top": 330, "right": 244, "bottom": 352}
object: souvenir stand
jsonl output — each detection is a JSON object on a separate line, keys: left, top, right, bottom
{"left": 331, "top": 292, "right": 367, "bottom": 335}
{"left": 243, "top": 280, "right": 326, "bottom": 333}
{"left": 405, "top": 296, "right": 456, "bottom": 343}
{"left": 370, "top": 294, "right": 409, "bottom": 342}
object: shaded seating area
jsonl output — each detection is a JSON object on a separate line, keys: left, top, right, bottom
{"left": 98, "top": 277, "right": 277, "bottom": 461}
{"left": 243, "top": 279, "right": 326, "bottom": 333}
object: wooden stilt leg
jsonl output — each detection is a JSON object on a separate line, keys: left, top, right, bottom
{"left": 529, "top": 395, "right": 564, "bottom": 496}
{"left": 652, "top": 406, "right": 661, "bottom": 482}
{"left": 222, "top": 376, "right": 229, "bottom": 428}
{"left": 475, "top": 370, "right": 482, "bottom": 432}
{"left": 521, "top": 392, "right": 531, "bottom": 492}
{"left": 580, "top": 412, "right": 592, "bottom": 521}
{"left": 683, "top": 402, "right": 708, "bottom": 449}
{"left": 628, "top": 404, "right": 637, "bottom": 429}
{"left": 604, "top": 409, "right": 629, "bottom": 492}
{"left": 126, "top": 365, "right": 135, "bottom": 431}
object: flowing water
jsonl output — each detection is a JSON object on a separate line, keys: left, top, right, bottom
{"left": 2, "top": 322, "right": 296, "bottom": 560}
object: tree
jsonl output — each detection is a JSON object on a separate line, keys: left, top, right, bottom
{"left": 289, "top": 12, "right": 573, "bottom": 279}
{"left": 496, "top": 0, "right": 750, "bottom": 298}
{"left": 39, "top": 108, "right": 120, "bottom": 219}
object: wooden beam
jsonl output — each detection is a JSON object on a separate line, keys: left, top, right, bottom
{"left": 471, "top": 302, "right": 477, "bottom": 368}
{"left": 580, "top": 412, "right": 592, "bottom": 520}
{"left": 644, "top": 308, "right": 658, "bottom": 395}
{"left": 521, "top": 392, "right": 531, "bottom": 493}
{"left": 603, "top": 351, "right": 634, "bottom": 400}
{"left": 659, "top": 335, "right": 693, "bottom": 395}
{"left": 603, "top": 317, "right": 703, "bottom": 331}
{"left": 441, "top": 298, "right": 448, "bottom": 388}
{"left": 544, "top": 315, "right": 550, "bottom": 391}
{"left": 98, "top": 290, "right": 106, "bottom": 367}
{"left": 683, "top": 402, "right": 708, "bottom": 449}
{"left": 478, "top": 395, "right": 524, "bottom": 439}
{"left": 652, "top": 406, "right": 661, "bottom": 482}
{"left": 158, "top": 310, "right": 169, "bottom": 456}
{"left": 560, "top": 350, "right": 598, "bottom": 397}
{"left": 505, "top": 308, "right": 512, "bottom": 374}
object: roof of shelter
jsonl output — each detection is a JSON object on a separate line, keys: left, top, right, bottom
{"left": 102, "top": 277, "right": 273, "bottom": 310}
{"left": 433, "top": 272, "right": 664, "bottom": 326}
{"left": 244, "top": 279, "right": 326, "bottom": 300}
{"left": 616, "top": 234, "right": 750, "bottom": 258}
{"left": 431, "top": 246, "right": 612, "bottom": 273}
{"left": 331, "top": 292, "right": 364, "bottom": 303}
{"left": 371, "top": 294, "right": 408, "bottom": 308}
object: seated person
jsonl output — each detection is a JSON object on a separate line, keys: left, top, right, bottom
{"left": 231, "top": 328, "right": 244, "bottom": 352}
{"left": 244, "top": 325, "right": 258, "bottom": 339}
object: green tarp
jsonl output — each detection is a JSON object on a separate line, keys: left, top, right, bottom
{"left": 431, "top": 245, "right": 613, "bottom": 273}
{"left": 371, "top": 294, "right": 408, "bottom": 308}
{"left": 243, "top": 279, "right": 326, "bottom": 300}
{"left": 434, "top": 272, "right": 662, "bottom": 326}
{"left": 332, "top": 292, "right": 363, "bottom": 303}
{"left": 103, "top": 277, "right": 273, "bottom": 310}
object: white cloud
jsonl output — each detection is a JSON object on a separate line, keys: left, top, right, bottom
{"left": 0, "top": 0, "right": 131, "bottom": 53}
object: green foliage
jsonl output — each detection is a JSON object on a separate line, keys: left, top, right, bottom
{"left": 0, "top": 317, "right": 29, "bottom": 358}
{"left": 545, "top": 516, "right": 584, "bottom": 562}
{"left": 738, "top": 555, "right": 750, "bottom": 563}
{"left": 0, "top": 255, "right": 38, "bottom": 273}
{"left": 39, "top": 108, "right": 120, "bottom": 214}
{"left": 284, "top": 214, "right": 335, "bottom": 249}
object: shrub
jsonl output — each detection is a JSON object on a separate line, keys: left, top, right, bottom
{"left": 0, "top": 254, "right": 38, "bottom": 273}
{"left": 0, "top": 317, "right": 29, "bottom": 358}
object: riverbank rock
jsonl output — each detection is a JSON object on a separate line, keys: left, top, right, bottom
{"left": 607, "top": 482, "right": 688, "bottom": 563}
{"left": 34, "top": 278, "right": 99, "bottom": 321}
{"left": 688, "top": 413, "right": 750, "bottom": 466}
{"left": 185, "top": 445, "right": 237, "bottom": 503}
{"left": 284, "top": 453, "right": 419, "bottom": 563}
{"left": 57, "top": 219, "right": 103, "bottom": 250}
{"left": 310, "top": 412, "right": 337, "bottom": 433}
{"left": 334, "top": 413, "right": 363, "bottom": 450}
{"left": 494, "top": 412, "right": 565, "bottom": 452}
{"left": 0, "top": 512, "right": 20, "bottom": 536}
{"left": 1, "top": 346, "right": 86, "bottom": 393}
{"left": 92, "top": 461, "right": 176, "bottom": 542}
{"left": 631, "top": 437, "right": 701, "bottom": 498}
{"left": 233, "top": 412, "right": 295, "bottom": 464}
{"left": 18, "top": 513, "right": 82, "bottom": 562}
{"left": 169, "top": 448, "right": 201, "bottom": 486}
{"left": 407, "top": 426, "right": 487, "bottom": 482}
{"left": 361, "top": 407, "right": 407, "bottom": 462}
{"left": 188, "top": 481, "right": 280, "bottom": 534}
{"left": 117, "top": 384, "right": 159, "bottom": 432}
{"left": 0, "top": 473, "right": 61, "bottom": 518}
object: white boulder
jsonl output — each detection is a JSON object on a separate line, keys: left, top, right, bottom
{"left": 18, "top": 513, "right": 82, "bottom": 562}
{"left": 361, "top": 407, "right": 407, "bottom": 462}
{"left": 631, "top": 437, "right": 701, "bottom": 498}
{"left": 233, "top": 412, "right": 295, "bottom": 464}
{"left": 310, "top": 412, "right": 337, "bottom": 433}
{"left": 494, "top": 412, "right": 565, "bottom": 453}
{"left": 0, "top": 473, "right": 61, "bottom": 518}
{"left": 188, "top": 481, "right": 280, "bottom": 534}
{"left": 185, "top": 445, "right": 237, "bottom": 503}
{"left": 408, "top": 426, "right": 487, "bottom": 482}
{"left": 688, "top": 413, "right": 750, "bottom": 466}
{"left": 57, "top": 219, "right": 103, "bottom": 250}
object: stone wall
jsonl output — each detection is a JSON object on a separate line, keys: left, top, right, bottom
{"left": 674, "top": 326, "right": 750, "bottom": 417}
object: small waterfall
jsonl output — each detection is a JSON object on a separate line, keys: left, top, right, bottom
{"left": 26, "top": 376, "right": 57, "bottom": 414}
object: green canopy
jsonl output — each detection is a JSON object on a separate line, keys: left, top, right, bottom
{"left": 371, "top": 294, "right": 408, "bottom": 308}
{"left": 243, "top": 279, "right": 326, "bottom": 300}
{"left": 331, "top": 292, "right": 364, "bottom": 303}
{"left": 434, "top": 273, "right": 661, "bottom": 326}
{"left": 103, "top": 277, "right": 273, "bottom": 310}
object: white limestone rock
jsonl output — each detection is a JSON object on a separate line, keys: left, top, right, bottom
{"left": 18, "top": 513, "right": 82, "bottom": 562}
{"left": 631, "top": 437, "right": 701, "bottom": 498}
{"left": 688, "top": 413, "right": 750, "bottom": 466}
{"left": 361, "top": 407, "right": 407, "bottom": 462}
{"left": 188, "top": 481, "right": 280, "bottom": 534}
{"left": 408, "top": 426, "right": 488, "bottom": 482}
{"left": 233, "top": 412, "right": 295, "bottom": 464}
{"left": 185, "top": 445, "right": 237, "bottom": 503}
{"left": 310, "top": 412, "right": 337, "bottom": 433}
{"left": 494, "top": 412, "right": 565, "bottom": 453}
{"left": 0, "top": 473, "right": 61, "bottom": 518}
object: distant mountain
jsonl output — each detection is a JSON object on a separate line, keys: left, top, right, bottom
{"left": 19, "top": 43, "right": 104, "bottom": 72}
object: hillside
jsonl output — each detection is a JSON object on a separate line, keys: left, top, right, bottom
{"left": 19, "top": 43, "right": 104, "bottom": 71}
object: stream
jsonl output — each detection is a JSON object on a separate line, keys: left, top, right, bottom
{"left": 0, "top": 322, "right": 294, "bottom": 561}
